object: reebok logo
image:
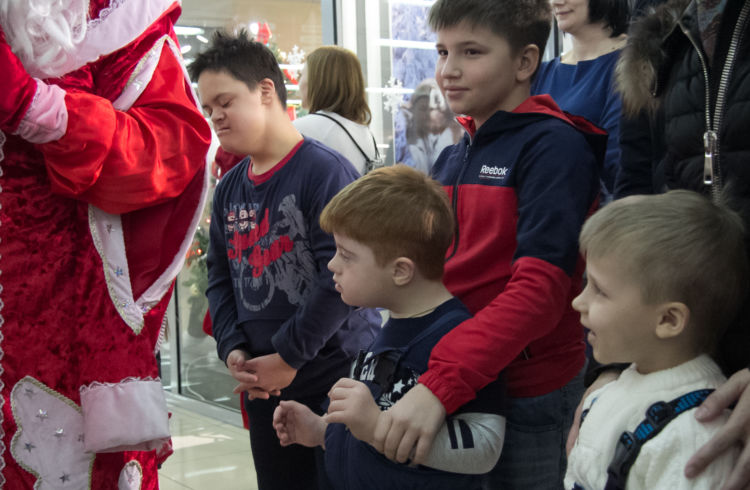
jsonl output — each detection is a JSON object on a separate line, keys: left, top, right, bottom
{"left": 479, "top": 165, "right": 509, "bottom": 180}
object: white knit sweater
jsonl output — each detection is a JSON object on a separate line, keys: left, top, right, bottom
{"left": 565, "top": 355, "right": 738, "bottom": 489}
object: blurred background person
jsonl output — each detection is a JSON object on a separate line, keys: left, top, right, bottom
{"left": 533, "top": 0, "right": 630, "bottom": 203}
{"left": 399, "top": 78, "right": 460, "bottom": 175}
{"left": 294, "top": 46, "right": 379, "bottom": 175}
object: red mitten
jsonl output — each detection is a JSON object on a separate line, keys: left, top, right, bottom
{"left": 0, "top": 27, "right": 37, "bottom": 133}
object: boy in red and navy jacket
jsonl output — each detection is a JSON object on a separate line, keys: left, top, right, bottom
{"left": 373, "top": 1, "right": 607, "bottom": 488}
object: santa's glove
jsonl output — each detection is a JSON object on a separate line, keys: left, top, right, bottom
{"left": 0, "top": 27, "right": 68, "bottom": 143}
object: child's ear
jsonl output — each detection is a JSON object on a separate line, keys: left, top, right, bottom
{"left": 516, "top": 44, "right": 540, "bottom": 83}
{"left": 258, "top": 78, "right": 277, "bottom": 105}
{"left": 654, "top": 302, "right": 690, "bottom": 340}
{"left": 392, "top": 257, "right": 415, "bottom": 287}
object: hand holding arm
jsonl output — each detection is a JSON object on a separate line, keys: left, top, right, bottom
{"left": 273, "top": 400, "right": 327, "bottom": 448}
{"left": 686, "top": 368, "right": 750, "bottom": 490}
{"left": 242, "top": 353, "right": 297, "bottom": 395}
{"left": 371, "top": 383, "right": 446, "bottom": 464}
{"left": 324, "top": 378, "right": 381, "bottom": 444}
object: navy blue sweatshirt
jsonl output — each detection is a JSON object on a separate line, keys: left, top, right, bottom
{"left": 206, "top": 138, "right": 380, "bottom": 398}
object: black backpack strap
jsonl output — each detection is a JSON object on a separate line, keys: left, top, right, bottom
{"left": 602, "top": 389, "right": 714, "bottom": 490}
{"left": 310, "top": 112, "right": 380, "bottom": 171}
{"left": 358, "top": 308, "right": 467, "bottom": 393}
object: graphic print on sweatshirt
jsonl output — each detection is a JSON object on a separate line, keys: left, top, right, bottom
{"left": 223, "top": 194, "right": 316, "bottom": 312}
{"left": 355, "top": 351, "right": 419, "bottom": 410}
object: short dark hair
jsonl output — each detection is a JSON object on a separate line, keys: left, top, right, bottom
{"left": 588, "top": 0, "right": 630, "bottom": 37}
{"left": 188, "top": 30, "right": 287, "bottom": 107}
{"left": 429, "top": 0, "right": 552, "bottom": 65}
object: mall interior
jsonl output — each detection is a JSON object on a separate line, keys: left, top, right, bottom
{"left": 160, "top": 0, "right": 564, "bottom": 487}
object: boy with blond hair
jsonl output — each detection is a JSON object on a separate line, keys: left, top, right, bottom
{"left": 191, "top": 31, "right": 380, "bottom": 490}
{"left": 273, "top": 164, "right": 506, "bottom": 490}
{"left": 566, "top": 190, "right": 745, "bottom": 489}
{"left": 353, "top": 0, "right": 607, "bottom": 487}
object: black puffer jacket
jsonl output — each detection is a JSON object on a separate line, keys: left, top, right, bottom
{"left": 615, "top": 0, "right": 750, "bottom": 217}
{"left": 615, "top": 0, "right": 750, "bottom": 374}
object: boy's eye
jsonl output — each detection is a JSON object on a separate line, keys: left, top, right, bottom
{"left": 465, "top": 48, "right": 481, "bottom": 56}
{"left": 436, "top": 48, "right": 448, "bottom": 56}
{"left": 590, "top": 282, "right": 605, "bottom": 297}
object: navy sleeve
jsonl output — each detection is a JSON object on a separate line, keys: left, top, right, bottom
{"left": 271, "top": 150, "right": 360, "bottom": 369}
{"left": 205, "top": 174, "right": 250, "bottom": 362}
{"left": 514, "top": 122, "right": 599, "bottom": 274}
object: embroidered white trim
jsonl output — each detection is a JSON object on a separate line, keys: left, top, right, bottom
{"left": 155, "top": 314, "right": 168, "bottom": 356}
{"left": 118, "top": 460, "right": 143, "bottom": 490}
{"left": 10, "top": 377, "right": 94, "bottom": 488}
{"left": 79, "top": 376, "right": 160, "bottom": 394}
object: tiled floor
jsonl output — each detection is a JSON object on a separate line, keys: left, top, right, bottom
{"left": 159, "top": 396, "right": 257, "bottom": 489}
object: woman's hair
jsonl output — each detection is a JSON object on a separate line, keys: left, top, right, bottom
{"left": 588, "top": 0, "right": 630, "bottom": 37}
{"left": 304, "top": 46, "right": 371, "bottom": 125}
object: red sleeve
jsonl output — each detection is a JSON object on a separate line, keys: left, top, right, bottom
{"left": 418, "top": 256, "right": 571, "bottom": 413}
{"left": 40, "top": 45, "right": 211, "bottom": 214}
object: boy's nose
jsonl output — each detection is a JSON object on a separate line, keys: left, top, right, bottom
{"left": 571, "top": 292, "right": 585, "bottom": 313}
{"left": 439, "top": 59, "right": 460, "bottom": 79}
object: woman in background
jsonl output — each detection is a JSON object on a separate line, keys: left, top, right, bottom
{"left": 533, "top": 0, "right": 629, "bottom": 202}
{"left": 294, "top": 46, "right": 378, "bottom": 175}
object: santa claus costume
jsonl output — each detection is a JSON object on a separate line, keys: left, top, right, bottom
{"left": 0, "top": 0, "right": 211, "bottom": 487}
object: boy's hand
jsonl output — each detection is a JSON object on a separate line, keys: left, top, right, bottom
{"left": 242, "top": 353, "right": 297, "bottom": 395}
{"left": 226, "top": 349, "right": 278, "bottom": 399}
{"left": 566, "top": 369, "right": 620, "bottom": 456}
{"left": 371, "top": 383, "right": 445, "bottom": 464}
{"left": 686, "top": 368, "right": 750, "bottom": 490}
{"left": 273, "top": 400, "right": 326, "bottom": 448}
{"left": 226, "top": 348, "right": 259, "bottom": 388}
{"left": 324, "top": 378, "right": 380, "bottom": 443}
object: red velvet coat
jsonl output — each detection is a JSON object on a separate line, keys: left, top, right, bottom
{"left": 0, "top": 1, "right": 211, "bottom": 488}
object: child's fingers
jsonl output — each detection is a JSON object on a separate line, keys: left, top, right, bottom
{"left": 328, "top": 377, "right": 358, "bottom": 396}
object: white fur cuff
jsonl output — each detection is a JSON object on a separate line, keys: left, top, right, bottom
{"left": 80, "top": 378, "right": 170, "bottom": 453}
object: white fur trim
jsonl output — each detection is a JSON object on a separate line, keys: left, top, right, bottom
{"left": 79, "top": 378, "right": 169, "bottom": 453}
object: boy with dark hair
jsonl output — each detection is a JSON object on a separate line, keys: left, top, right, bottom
{"left": 567, "top": 190, "right": 745, "bottom": 489}
{"left": 362, "top": 0, "right": 606, "bottom": 488}
{"left": 273, "top": 164, "right": 506, "bottom": 490}
{"left": 191, "top": 31, "right": 380, "bottom": 490}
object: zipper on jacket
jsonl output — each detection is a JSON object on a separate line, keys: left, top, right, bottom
{"left": 681, "top": 1, "right": 750, "bottom": 199}
{"left": 447, "top": 141, "right": 471, "bottom": 261}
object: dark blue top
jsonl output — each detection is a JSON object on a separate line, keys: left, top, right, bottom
{"left": 324, "top": 298, "right": 505, "bottom": 490}
{"left": 206, "top": 138, "right": 380, "bottom": 399}
{"left": 532, "top": 50, "right": 622, "bottom": 200}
